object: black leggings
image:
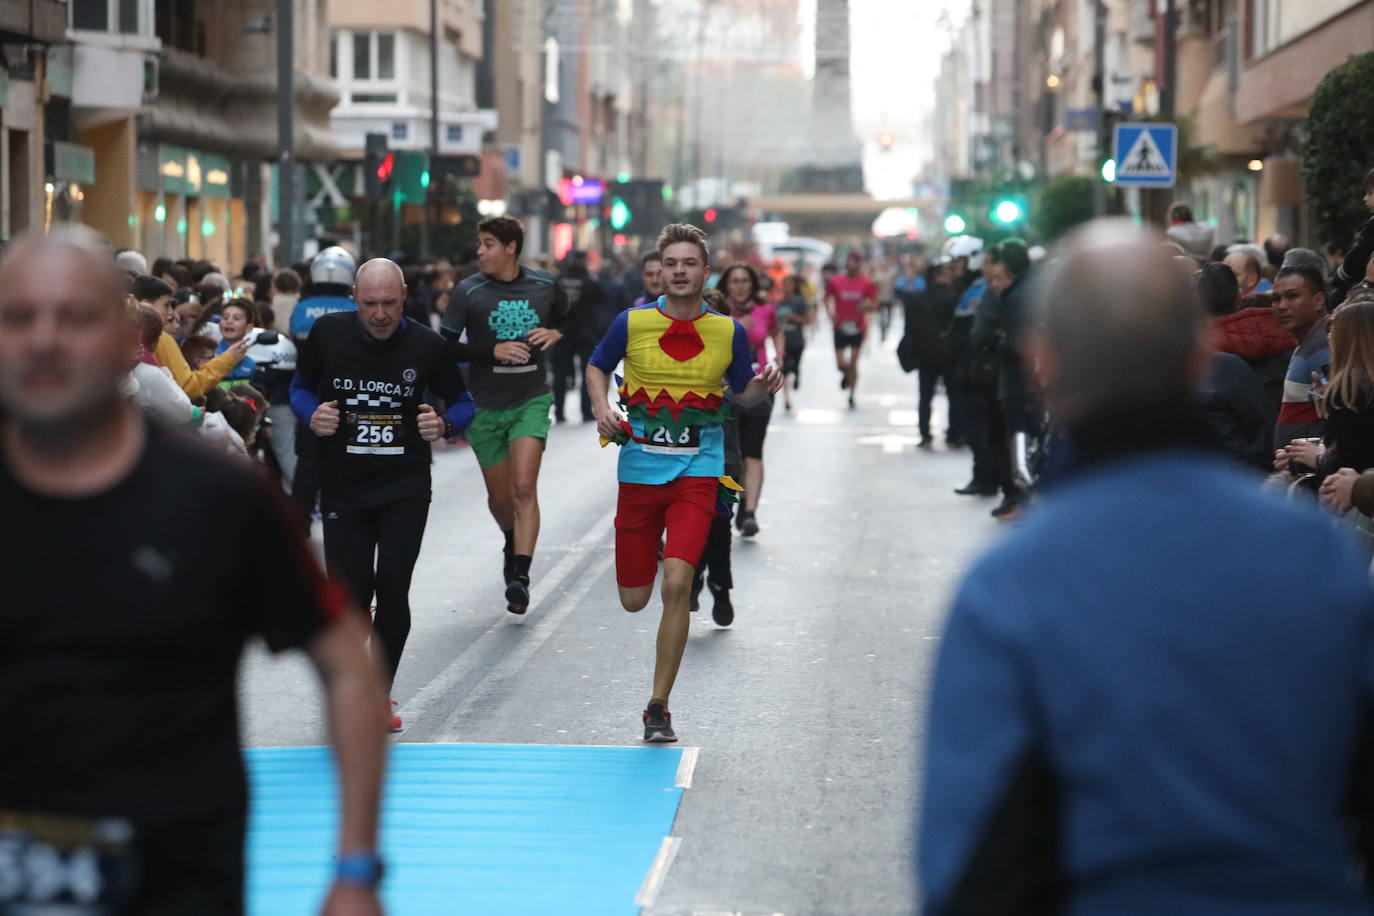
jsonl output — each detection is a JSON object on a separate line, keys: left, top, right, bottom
{"left": 322, "top": 498, "right": 430, "bottom": 683}
{"left": 693, "top": 511, "right": 735, "bottom": 592}
{"left": 737, "top": 397, "right": 774, "bottom": 460}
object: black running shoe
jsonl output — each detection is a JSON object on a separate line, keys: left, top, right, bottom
{"left": 690, "top": 577, "right": 703, "bottom": 613}
{"left": 505, "top": 575, "right": 530, "bottom": 615}
{"left": 840, "top": 372, "right": 849, "bottom": 391}
{"left": 991, "top": 493, "right": 1024, "bottom": 520}
{"left": 740, "top": 513, "right": 760, "bottom": 538}
{"left": 643, "top": 706, "right": 677, "bottom": 743}
{"left": 954, "top": 481, "right": 999, "bottom": 496}
{"left": 710, "top": 584, "right": 734, "bottom": 627}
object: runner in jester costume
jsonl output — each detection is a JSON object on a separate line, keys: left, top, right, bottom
{"left": 587, "top": 223, "right": 783, "bottom": 742}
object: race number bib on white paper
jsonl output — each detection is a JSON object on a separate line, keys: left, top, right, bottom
{"left": 641, "top": 425, "right": 702, "bottom": 456}
{"left": 344, "top": 394, "right": 406, "bottom": 456}
{"left": 0, "top": 810, "right": 138, "bottom": 914}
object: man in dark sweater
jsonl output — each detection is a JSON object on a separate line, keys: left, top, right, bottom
{"left": 920, "top": 220, "right": 1374, "bottom": 915}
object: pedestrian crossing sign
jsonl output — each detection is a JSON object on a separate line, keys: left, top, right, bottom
{"left": 1112, "top": 122, "right": 1178, "bottom": 188}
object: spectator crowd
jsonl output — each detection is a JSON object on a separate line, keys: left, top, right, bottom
{"left": 897, "top": 168, "right": 1374, "bottom": 536}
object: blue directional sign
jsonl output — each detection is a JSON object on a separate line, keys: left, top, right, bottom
{"left": 1112, "top": 122, "right": 1177, "bottom": 188}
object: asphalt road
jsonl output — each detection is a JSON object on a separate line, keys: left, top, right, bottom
{"left": 239, "top": 327, "right": 1000, "bottom": 915}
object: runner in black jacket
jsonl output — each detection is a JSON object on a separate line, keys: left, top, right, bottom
{"left": 292, "top": 258, "right": 474, "bottom": 730}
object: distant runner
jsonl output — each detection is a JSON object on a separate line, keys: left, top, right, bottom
{"left": 826, "top": 251, "right": 878, "bottom": 409}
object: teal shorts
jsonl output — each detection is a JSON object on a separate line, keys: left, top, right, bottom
{"left": 467, "top": 394, "right": 554, "bottom": 468}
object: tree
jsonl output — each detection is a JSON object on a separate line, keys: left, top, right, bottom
{"left": 1033, "top": 175, "right": 1096, "bottom": 242}
{"left": 1301, "top": 52, "right": 1374, "bottom": 251}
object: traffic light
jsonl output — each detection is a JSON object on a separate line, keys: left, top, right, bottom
{"left": 393, "top": 151, "right": 429, "bottom": 204}
{"left": 1101, "top": 158, "right": 1117, "bottom": 183}
{"left": 990, "top": 196, "right": 1027, "bottom": 225}
{"left": 606, "top": 179, "right": 666, "bottom": 235}
{"left": 364, "top": 132, "right": 390, "bottom": 195}
{"left": 609, "top": 197, "right": 631, "bottom": 231}
{"left": 944, "top": 213, "right": 967, "bottom": 234}
{"left": 703, "top": 208, "right": 718, "bottom": 223}
{"left": 879, "top": 131, "right": 895, "bottom": 149}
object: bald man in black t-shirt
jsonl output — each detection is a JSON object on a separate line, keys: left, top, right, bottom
{"left": 0, "top": 226, "right": 389, "bottom": 915}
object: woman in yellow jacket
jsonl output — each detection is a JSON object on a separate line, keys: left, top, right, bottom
{"left": 136, "top": 274, "right": 249, "bottom": 398}
{"left": 155, "top": 333, "right": 248, "bottom": 398}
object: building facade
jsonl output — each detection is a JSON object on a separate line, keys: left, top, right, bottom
{"left": 68, "top": 0, "right": 338, "bottom": 266}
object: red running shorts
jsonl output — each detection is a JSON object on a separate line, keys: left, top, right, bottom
{"left": 614, "top": 477, "right": 719, "bottom": 588}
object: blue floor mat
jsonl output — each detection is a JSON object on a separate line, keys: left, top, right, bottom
{"left": 245, "top": 743, "right": 685, "bottom": 915}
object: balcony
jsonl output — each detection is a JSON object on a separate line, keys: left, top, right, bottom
{"left": 0, "top": 0, "right": 67, "bottom": 44}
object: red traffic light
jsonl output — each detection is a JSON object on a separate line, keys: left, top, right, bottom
{"left": 704, "top": 208, "right": 718, "bottom": 223}
{"left": 879, "top": 131, "right": 895, "bottom": 149}
{"left": 376, "top": 153, "right": 395, "bottom": 182}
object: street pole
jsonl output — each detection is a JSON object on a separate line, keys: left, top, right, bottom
{"left": 1092, "top": 0, "right": 1107, "bottom": 216}
{"left": 275, "top": 0, "right": 294, "bottom": 267}
{"left": 539, "top": 1, "right": 555, "bottom": 257}
{"left": 1161, "top": 0, "right": 1177, "bottom": 120}
{"left": 424, "top": 0, "right": 438, "bottom": 258}
{"left": 1156, "top": 0, "right": 1178, "bottom": 226}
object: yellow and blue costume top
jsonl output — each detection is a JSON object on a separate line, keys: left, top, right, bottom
{"left": 589, "top": 299, "right": 756, "bottom": 486}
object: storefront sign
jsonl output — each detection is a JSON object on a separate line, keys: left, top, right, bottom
{"left": 160, "top": 146, "right": 187, "bottom": 194}
{"left": 202, "top": 154, "right": 231, "bottom": 199}
{"left": 52, "top": 141, "right": 95, "bottom": 185}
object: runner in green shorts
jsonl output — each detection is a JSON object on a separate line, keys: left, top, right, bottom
{"left": 443, "top": 217, "right": 574, "bottom": 614}
{"left": 465, "top": 393, "right": 555, "bottom": 468}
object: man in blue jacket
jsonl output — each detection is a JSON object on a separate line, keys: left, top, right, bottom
{"left": 919, "top": 220, "right": 1374, "bottom": 915}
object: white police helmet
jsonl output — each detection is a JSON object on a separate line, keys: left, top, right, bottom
{"left": 943, "top": 235, "right": 985, "bottom": 271}
{"left": 311, "top": 246, "right": 357, "bottom": 287}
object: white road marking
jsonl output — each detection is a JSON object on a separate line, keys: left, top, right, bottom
{"left": 675, "top": 746, "right": 700, "bottom": 788}
{"left": 433, "top": 545, "right": 617, "bottom": 740}
{"left": 793, "top": 407, "right": 842, "bottom": 425}
{"left": 635, "top": 836, "right": 683, "bottom": 907}
{"left": 394, "top": 506, "right": 616, "bottom": 729}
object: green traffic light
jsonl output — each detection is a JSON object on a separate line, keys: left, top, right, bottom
{"left": 421, "top": 170, "right": 430, "bottom": 189}
{"left": 617, "top": 171, "right": 631, "bottom": 183}
{"left": 610, "top": 198, "right": 631, "bottom": 231}
{"left": 944, "top": 214, "right": 967, "bottom": 234}
{"left": 1101, "top": 158, "right": 1117, "bottom": 183}
{"left": 993, "top": 199, "right": 1023, "bottom": 224}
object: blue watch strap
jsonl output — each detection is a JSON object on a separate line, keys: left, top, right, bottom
{"left": 335, "top": 851, "right": 385, "bottom": 887}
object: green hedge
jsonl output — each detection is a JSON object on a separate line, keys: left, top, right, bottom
{"left": 1301, "top": 52, "right": 1374, "bottom": 250}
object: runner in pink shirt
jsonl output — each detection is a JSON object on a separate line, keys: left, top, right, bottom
{"left": 719, "top": 263, "right": 783, "bottom": 537}
{"left": 825, "top": 250, "right": 879, "bottom": 408}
